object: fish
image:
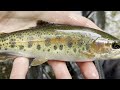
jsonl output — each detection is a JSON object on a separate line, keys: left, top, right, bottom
{"left": 0, "top": 20, "right": 120, "bottom": 66}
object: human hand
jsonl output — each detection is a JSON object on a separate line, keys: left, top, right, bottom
{"left": 0, "top": 11, "right": 100, "bottom": 79}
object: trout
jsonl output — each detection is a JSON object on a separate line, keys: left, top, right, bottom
{"left": 0, "top": 20, "right": 120, "bottom": 66}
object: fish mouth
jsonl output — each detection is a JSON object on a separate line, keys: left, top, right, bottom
{"left": 94, "top": 49, "right": 120, "bottom": 60}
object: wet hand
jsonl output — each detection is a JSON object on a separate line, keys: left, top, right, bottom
{"left": 8, "top": 11, "right": 99, "bottom": 79}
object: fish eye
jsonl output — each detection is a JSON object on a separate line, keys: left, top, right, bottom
{"left": 112, "top": 42, "right": 120, "bottom": 49}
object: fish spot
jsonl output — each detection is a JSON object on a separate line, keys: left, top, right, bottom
{"left": 17, "top": 33, "right": 22, "bottom": 39}
{"left": 75, "top": 42, "right": 77, "bottom": 45}
{"left": 73, "top": 48, "right": 77, "bottom": 53}
{"left": 45, "top": 38, "right": 51, "bottom": 47}
{"left": 2, "top": 39, "right": 4, "bottom": 42}
{"left": 5, "top": 48, "right": 7, "bottom": 50}
{"left": 56, "top": 36, "right": 61, "bottom": 40}
{"left": 54, "top": 45, "right": 57, "bottom": 50}
{"left": 82, "top": 47, "right": 85, "bottom": 51}
{"left": 9, "top": 39, "right": 16, "bottom": 47}
{"left": 10, "top": 45, "right": 15, "bottom": 48}
{"left": 48, "top": 49, "right": 50, "bottom": 52}
{"left": 0, "top": 44, "right": 2, "bottom": 49}
{"left": 11, "top": 41, "right": 16, "bottom": 45}
{"left": 77, "top": 40, "right": 84, "bottom": 46}
{"left": 67, "top": 42, "right": 73, "bottom": 48}
{"left": 2, "top": 39, "right": 6, "bottom": 42}
{"left": 10, "top": 39, "right": 16, "bottom": 41}
{"left": 59, "top": 45, "right": 63, "bottom": 50}
{"left": 66, "top": 36, "right": 73, "bottom": 48}
{"left": 67, "top": 51, "right": 69, "bottom": 53}
{"left": 86, "top": 44, "right": 89, "bottom": 50}
{"left": 28, "top": 41, "right": 33, "bottom": 48}
{"left": 37, "top": 45, "right": 41, "bottom": 50}
{"left": 78, "top": 49, "right": 81, "bottom": 53}
{"left": 19, "top": 45, "right": 24, "bottom": 50}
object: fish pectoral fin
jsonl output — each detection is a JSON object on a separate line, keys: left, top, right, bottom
{"left": 81, "top": 51, "right": 95, "bottom": 59}
{"left": 30, "top": 57, "right": 48, "bottom": 66}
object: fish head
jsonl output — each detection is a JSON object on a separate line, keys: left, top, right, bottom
{"left": 91, "top": 39, "right": 120, "bottom": 60}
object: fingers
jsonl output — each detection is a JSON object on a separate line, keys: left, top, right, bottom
{"left": 48, "top": 61, "right": 72, "bottom": 79}
{"left": 10, "top": 57, "right": 29, "bottom": 79}
{"left": 48, "top": 60, "right": 99, "bottom": 79}
{"left": 77, "top": 61, "right": 99, "bottom": 79}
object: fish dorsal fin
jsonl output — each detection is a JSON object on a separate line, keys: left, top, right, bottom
{"left": 28, "top": 20, "right": 55, "bottom": 29}
{"left": 36, "top": 20, "right": 54, "bottom": 27}
{"left": 30, "top": 20, "right": 69, "bottom": 29}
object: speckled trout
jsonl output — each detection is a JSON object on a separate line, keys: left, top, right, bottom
{"left": 0, "top": 20, "right": 120, "bottom": 66}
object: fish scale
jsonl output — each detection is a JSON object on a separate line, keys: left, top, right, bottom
{"left": 0, "top": 21, "right": 120, "bottom": 66}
